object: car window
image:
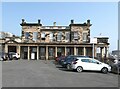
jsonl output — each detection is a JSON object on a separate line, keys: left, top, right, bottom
{"left": 89, "top": 59, "right": 98, "bottom": 63}
{"left": 81, "top": 59, "right": 90, "bottom": 63}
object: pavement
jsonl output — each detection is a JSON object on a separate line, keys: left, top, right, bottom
{"left": 1, "top": 59, "right": 119, "bottom": 87}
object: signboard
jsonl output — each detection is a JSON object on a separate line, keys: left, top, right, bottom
{"left": 90, "top": 38, "right": 97, "bottom": 43}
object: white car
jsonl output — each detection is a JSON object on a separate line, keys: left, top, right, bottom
{"left": 71, "top": 58, "right": 111, "bottom": 74}
{"left": 8, "top": 52, "right": 20, "bottom": 60}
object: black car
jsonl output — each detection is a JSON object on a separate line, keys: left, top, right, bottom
{"left": 0, "top": 52, "right": 9, "bottom": 61}
{"left": 60, "top": 55, "right": 90, "bottom": 70}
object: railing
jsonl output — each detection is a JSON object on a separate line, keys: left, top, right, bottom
{"left": 41, "top": 26, "right": 70, "bottom": 29}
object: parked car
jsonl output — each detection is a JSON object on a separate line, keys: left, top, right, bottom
{"left": 60, "top": 55, "right": 90, "bottom": 70}
{"left": 71, "top": 57, "right": 111, "bottom": 74}
{"left": 8, "top": 52, "right": 20, "bottom": 60}
{"left": 55, "top": 55, "right": 66, "bottom": 62}
{"left": 0, "top": 52, "right": 8, "bottom": 61}
{"left": 111, "top": 62, "right": 120, "bottom": 74}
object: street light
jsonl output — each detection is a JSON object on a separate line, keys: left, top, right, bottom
{"left": 90, "top": 38, "right": 97, "bottom": 59}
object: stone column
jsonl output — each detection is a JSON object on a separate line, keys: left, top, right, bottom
{"left": 37, "top": 46, "right": 39, "bottom": 60}
{"left": 100, "top": 47, "right": 102, "bottom": 58}
{"left": 94, "top": 45, "right": 97, "bottom": 58}
{"left": 28, "top": 46, "right": 30, "bottom": 60}
{"left": 46, "top": 46, "right": 48, "bottom": 60}
{"left": 55, "top": 47, "right": 57, "bottom": 57}
{"left": 74, "top": 46, "right": 76, "bottom": 55}
{"left": 84, "top": 47, "right": 86, "bottom": 56}
{"left": 18, "top": 46, "right": 21, "bottom": 59}
{"left": 106, "top": 47, "right": 109, "bottom": 58}
{"left": 102, "top": 47, "right": 105, "bottom": 58}
{"left": 5, "top": 44, "right": 8, "bottom": 53}
{"left": 65, "top": 47, "right": 66, "bottom": 56}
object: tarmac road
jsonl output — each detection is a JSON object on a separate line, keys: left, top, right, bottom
{"left": 2, "top": 60, "right": 119, "bottom": 87}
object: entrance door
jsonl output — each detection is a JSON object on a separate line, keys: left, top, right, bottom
{"left": 39, "top": 47, "right": 46, "bottom": 60}
{"left": 48, "top": 47, "right": 55, "bottom": 60}
{"left": 21, "top": 46, "right": 28, "bottom": 59}
{"left": 30, "top": 47, "right": 37, "bottom": 60}
{"left": 57, "top": 47, "right": 65, "bottom": 57}
{"left": 66, "top": 47, "right": 74, "bottom": 55}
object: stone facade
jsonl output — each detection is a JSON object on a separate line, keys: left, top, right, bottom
{"left": 1, "top": 19, "right": 110, "bottom": 61}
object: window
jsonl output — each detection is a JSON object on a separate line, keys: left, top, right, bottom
{"left": 41, "top": 32, "right": 45, "bottom": 40}
{"left": 33, "top": 32, "right": 38, "bottom": 41}
{"left": 41, "top": 32, "right": 45, "bottom": 38}
{"left": 81, "top": 59, "right": 90, "bottom": 63}
{"left": 65, "top": 32, "right": 70, "bottom": 42}
{"left": 90, "top": 59, "right": 99, "bottom": 64}
{"left": 57, "top": 32, "right": 62, "bottom": 41}
{"left": 49, "top": 32, "right": 53, "bottom": 41}
{"left": 83, "top": 33, "right": 87, "bottom": 41}
{"left": 24, "top": 32, "right": 29, "bottom": 39}
{"left": 74, "top": 32, "right": 78, "bottom": 40}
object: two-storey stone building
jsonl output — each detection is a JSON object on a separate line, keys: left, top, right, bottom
{"left": 3, "top": 19, "right": 109, "bottom": 60}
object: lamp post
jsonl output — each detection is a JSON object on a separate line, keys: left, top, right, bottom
{"left": 90, "top": 38, "right": 97, "bottom": 59}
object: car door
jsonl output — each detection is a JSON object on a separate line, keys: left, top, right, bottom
{"left": 88, "top": 59, "right": 102, "bottom": 71}
{"left": 80, "top": 59, "right": 92, "bottom": 70}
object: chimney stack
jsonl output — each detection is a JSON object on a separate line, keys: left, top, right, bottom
{"left": 87, "top": 19, "right": 90, "bottom": 25}
{"left": 22, "top": 19, "right": 25, "bottom": 23}
{"left": 53, "top": 22, "right": 56, "bottom": 26}
{"left": 71, "top": 20, "right": 74, "bottom": 24}
{"left": 38, "top": 19, "right": 41, "bottom": 24}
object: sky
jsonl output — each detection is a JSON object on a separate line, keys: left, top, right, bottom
{"left": 1, "top": 2, "right": 118, "bottom": 52}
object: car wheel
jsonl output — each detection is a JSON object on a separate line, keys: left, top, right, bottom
{"left": 67, "top": 64, "right": 71, "bottom": 70}
{"left": 76, "top": 66, "right": 83, "bottom": 73}
{"left": 101, "top": 67, "right": 108, "bottom": 74}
